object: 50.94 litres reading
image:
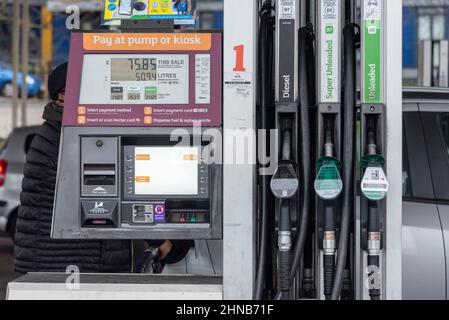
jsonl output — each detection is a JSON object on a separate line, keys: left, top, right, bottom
{"left": 111, "top": 58, "right": 157, "bottom": 82}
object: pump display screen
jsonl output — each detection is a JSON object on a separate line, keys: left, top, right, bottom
{"left": 111, "top": 58, "right": 157, "bottom": 82}
{"left": 133, "top": 146, "right": 199, "bottom": 195}
{"left": 79, "top": 54, "right": 191, "bottom": 105}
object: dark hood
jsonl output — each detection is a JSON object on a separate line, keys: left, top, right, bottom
{"left": 42, "top": 102, "right": 63, "bottom": 123}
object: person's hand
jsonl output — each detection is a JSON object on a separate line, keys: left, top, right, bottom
{"left": 158, "top": 240, "right": 173, "bottom": 260}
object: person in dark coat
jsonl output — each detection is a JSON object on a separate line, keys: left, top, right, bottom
{"left": 14, "top": 63, "right": 192, "bottom": 274}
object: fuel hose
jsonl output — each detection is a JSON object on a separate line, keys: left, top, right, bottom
{"left": 289, "top": 25, "right": 314, "bottom": 283}
{"left": 330, "top": 22, "right": 359, "bottom": 300}
{"left": 254, "top": 1, "right": 274, "bottom": 300}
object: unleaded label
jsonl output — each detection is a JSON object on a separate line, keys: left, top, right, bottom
{"left": 362, "top": 0, "right": 383, "bottom": 104}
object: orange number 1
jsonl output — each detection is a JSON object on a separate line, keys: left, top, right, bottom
{"left": 233, "top": 45, "right": 246, "bottom": 72}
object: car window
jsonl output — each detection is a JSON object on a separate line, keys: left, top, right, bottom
{"left": 403, "top": 111, "right": 435, "bottom": 200}
{"left": 24, "top": 134, "right": 35, "bottom": 154}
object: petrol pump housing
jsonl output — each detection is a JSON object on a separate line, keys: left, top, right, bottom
{"left": 51, "top": 31, "right": 223, "bottom": 240}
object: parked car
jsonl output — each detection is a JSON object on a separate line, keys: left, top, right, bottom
{"left": 0, "top": 126, "right": 38, "bottom": 237}
{"left": 0, "top": 61, "right": 43, "bottom": 98}
{"left": 402, "top": 87, "right": 449, "bottom": 299}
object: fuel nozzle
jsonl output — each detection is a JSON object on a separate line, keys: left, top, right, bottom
{"left": 270, "top": 120, "right": 298, "bottom": 300}
{"left": 270, "top": 160, "right": 299, "bottom": 200}
{"left": 361, "top": 116, "right": 385, "bottom": 300}
{"left": 361, "top": 116, "right": 389, "bottom": 201}
{"left": 315, "top": 116, "right": 343, "bottom": 201}
{"left": 271, "top": 161, "right": 297, "bottom": 300}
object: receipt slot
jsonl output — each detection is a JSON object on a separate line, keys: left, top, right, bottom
{"left": 51, "top": 32, "right": 223, "bottom": 239}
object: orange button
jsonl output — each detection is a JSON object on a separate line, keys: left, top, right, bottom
{"left": 78, "top": 106, "right": 86, "bottom": 115}
{"left": 144, "top": 116, "right": 153, "bottom": 125}
{"left": 144, "top": 107, "right": 153, "bottom": 115}
{"left": 135, "top": 154, "right": 150, "bottom": 161}
{"left": 77, "top": 116, "right": 86, "bottom": 124}
{"left": 135, "top": 176, "right": 150, "bottom": 183}
{"left": 183, "top": 154, "right": 198, "bottom": 161}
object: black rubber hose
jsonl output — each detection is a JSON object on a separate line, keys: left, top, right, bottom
{"left": 330, "top": 23, "right": 358, "bottom": 300}
{"left": 278, "top": 201, "right": 291, "bottom": 300}
{"left": 254, "top": 3, "right": 274, "bottom": 300}
{"left": 289, "top": 25, "right": 313, "bottom": 282}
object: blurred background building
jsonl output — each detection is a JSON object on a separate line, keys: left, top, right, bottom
{"left": 403, "top": 0, "right": 449, "bottom": 85}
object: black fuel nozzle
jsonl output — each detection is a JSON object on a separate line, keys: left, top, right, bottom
{"left": 270, "top": 160, "right": 299, "bottom": 200}
{"left": 137, "top": 247, "right": 166, "bottom": 274}
{"left": 271, "top": 159, "right": 298, "bottom": 300}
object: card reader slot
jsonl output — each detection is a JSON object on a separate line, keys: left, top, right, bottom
{"left": 84, "top": 176, "right": 115, "bottom": 186}
{"left": 83, "top": 164, "right": 116, "bottom": 186}
{"left": 84, "top": 170, "right": 116, "bottom": 176}
{"left": 83, "top": 164, "right": 116, "bottom": 173}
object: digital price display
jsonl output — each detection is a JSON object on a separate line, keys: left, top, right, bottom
{"left": 79, "top": 54, "right": 192, "bottom": 105}
{"left": 111, "top": 58, "right": 157, "bottom": 82}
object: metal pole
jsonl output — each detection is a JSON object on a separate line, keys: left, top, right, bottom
{"left": 384, "top": 0, "right": 402, "bottom": 300}
{"left": 12, "top": 0, "right": 20, "bottom": 129}
{"left": 21, "top": 0, "right": 30, "bottom": 127}
{"left": 223, "top": 0, "right": 258, "bottom": 300}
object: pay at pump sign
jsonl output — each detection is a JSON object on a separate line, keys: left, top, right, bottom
{"left": 103, "top": 0, "right": 195, "bottom": 25}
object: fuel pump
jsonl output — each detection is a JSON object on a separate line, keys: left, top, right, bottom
{"left": 360, "top": 0, "right": 389, "bottom": 300}
{"left": 314, "top": 0, "right": 343, "bottom": 300}
{"left": 253, "top": 0, "right": 398, "bottom": 301}
{"left": 51, "top": 23, "right": 224, "bottom": 240}
{"left": 270, "top": 0, "right": 301, "bottom": 300}
{"left": 331, "top": 11, "right": 359, "bottom": 300}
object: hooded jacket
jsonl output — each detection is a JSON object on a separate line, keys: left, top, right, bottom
{"left": 14, "top": 102, "right": 132, "bottom": 273}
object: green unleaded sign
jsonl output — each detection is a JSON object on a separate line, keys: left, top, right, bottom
{"left": 363, "top": 0, "right": 383, "bottom": 104}
{"left": 319, "top": 0, "right": 340, "bottom": 103}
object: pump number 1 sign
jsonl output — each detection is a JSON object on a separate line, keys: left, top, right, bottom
{"left": 362, "top": 0, "right": 383, "bottom": 104}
